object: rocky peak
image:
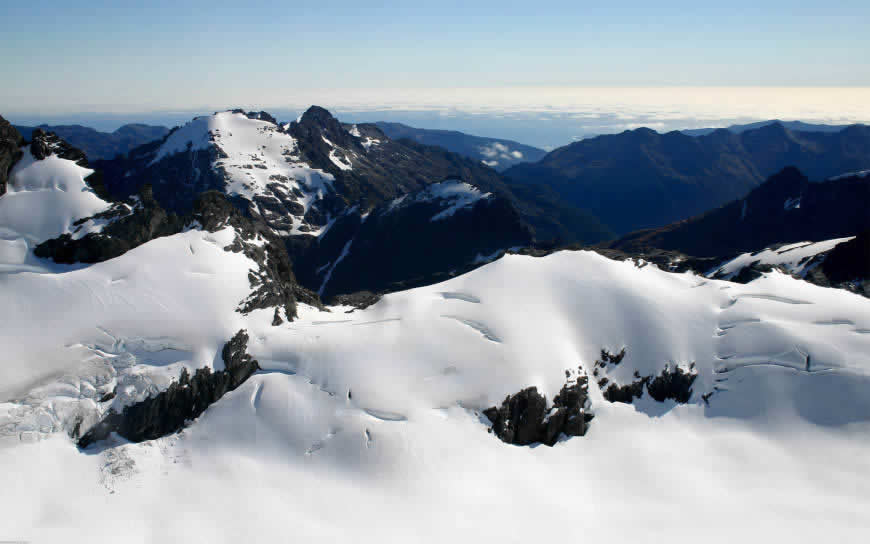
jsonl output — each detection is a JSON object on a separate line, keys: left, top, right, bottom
{"left": 0, "top": 114, "right": 24, "bottom": 196}
{"left": 29, "top": 128, "right": 90, "bottom": 166}
{"left": 291, "top": 105, "right": 357, "bottom": 150}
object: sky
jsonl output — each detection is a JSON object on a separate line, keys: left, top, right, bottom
{"left": 3, "top": 1, "right": 870, "bottom": 147}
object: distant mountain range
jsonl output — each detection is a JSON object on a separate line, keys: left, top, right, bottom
{"left": 13, "top": 123, "right": 169, "bottom": 160}
{"left": 375, "top": 122, "right": 546, "bottom": 171}
{"left": 505, "top": 122, "right": 870, "bottom": 235}
{"left": 606, "top": 166, "right": 870, "bottom": 296}
{"left": 682, "top": 119, "right": 863, "bottom": 136}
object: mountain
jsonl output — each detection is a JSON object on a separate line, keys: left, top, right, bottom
{"left": 682, "top": 119, "right": 862, "bottom": 137}
{"left": 375, "top": 121, "right": 547, "bottom": 171}
{"left": 505, "top": 122, "right": 870, "bottom": 235}
{"left": 87, "top": 107, "right": 610, "bottom": 298}
{"left": 3, "top": 112, "right": 870, "bottom": 541}
{"left": 0, "top": 115, "right": 24, "bottom": 196}
{"left": 607, "top": 167, "right": 870, "bottom": 296}
{"left": 13, "top": 122, "right": 169, "bottom": 160}
{"left": 610, "top": 167, "right": 870, "bottom": 257}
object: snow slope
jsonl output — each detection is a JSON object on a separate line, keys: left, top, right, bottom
{"left": 3, "top": 247, "right": 870, "bottom": 541}
{"left": 149, "top": 112, "right": 336, "bottom": 234}
{"left": 0, "top": 226, "right": 255, "bottom": 438}
{"left": 0, "top": 149, "right": 110, "bottom": 272}
{"left": 709, "top": 237, "right": 856, "bottom": 280}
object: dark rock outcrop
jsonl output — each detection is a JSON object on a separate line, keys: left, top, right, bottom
{"left": 602, "top": 364, "right": 698, "bottom": 405}
{"left": 328, "top": 291, "right": 382, "bottom": 311}
{"left": 35, "top": 187, "right": 319, "bottom": 321}
{"left": 77, "top": 330, "right": 259, "bottom": 447}
{"left": 0, "top": 115, "right": 24, "bottom": 196}
{"left": 483, "top": 368, "right": 593, "bottom": 447}
{"left": 591, "top": 349, "right": 698, "bottom": 405}
{"left": 29, "top": 128, "right": 89, "bottom": 165}
{"left": 805, "top": 229, "right": 870, "bottom": 297}
{"left": 297, "top": 187, "right": 534, "bottom": 298}
{"left": 35, "top": 184, "right": 183, "bottom": 263}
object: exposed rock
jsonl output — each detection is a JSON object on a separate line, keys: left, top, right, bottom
{"left": 231, "top": 108, "right": 278, "bottom": 125}
{"left": 599, "top": 348, "right": 698, "bottom": 405}
{"left": 35, "top": 187, "right": 321, "bottom": 320}
{"left": 807, "top": 230, "right": 870, "bottom": 298}
{"left": 296, "top": 187, "right": 533, "bottom": 298}
{"left": 328, "top": 290, "right": 382, "bottom": 311}
{"left": 484, "top": 368, "right": 593, "bottom": 447}
{"left": 29, "top": 128, "right": 90, "bottom": 165}
{"left": 0, "top": 114, "right": 24, "bottom": 196}
{"left": 35, "top": 184, "right": 182, "bottom": 262}
{"left": 77, "top": 330, "right": 259, "bottom": 447}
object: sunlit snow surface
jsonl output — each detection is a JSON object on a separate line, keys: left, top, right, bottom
{"left": 2, "top": 239, "right": 870, "bottom": 541}
{"left": 150, "top": 112, "right": 336, "bottom": 235}
{"left": 0, "top": 150, "right": 110, "bottom": 272}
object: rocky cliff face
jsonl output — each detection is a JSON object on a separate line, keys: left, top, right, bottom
{"left": 77, "top": 330, "right": 260, "bottom": 447}
{"left": 295, "top": 181, "right": 534, "bottom": 298}
{"left": 805, "top": 230, "right": 870, "bottom": 298}
{"left": 0, "top": 115, "right": 24, "bottom": 196}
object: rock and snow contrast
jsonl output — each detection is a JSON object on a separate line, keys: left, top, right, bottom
{"left": 2, "top": 112, "right": 870, "bottom": 542}
{"left": 708, "top": 236, "right": 856, "bottom": 280}
{"left": 3, "top": 247, "right": 870, "bottom": 541}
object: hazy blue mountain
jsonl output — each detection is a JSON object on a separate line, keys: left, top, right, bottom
{"left": 505, "top": 122, "right": 870, "bottom": 235}
{"left": 374, "top": 122, "right": 546, "bottom": 171}
{"left": 13, "top": 123, "right": 169, "bottom": 160}
{"left": 682, "top": 119, "right": 863, "bottom": 136}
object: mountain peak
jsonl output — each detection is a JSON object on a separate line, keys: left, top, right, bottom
{"left": 298, "top": 105, "right": 339, "bottom": 126}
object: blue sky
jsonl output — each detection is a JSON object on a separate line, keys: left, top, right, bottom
{"left": 3, "top": 0, "right": 869, "bottom": 114}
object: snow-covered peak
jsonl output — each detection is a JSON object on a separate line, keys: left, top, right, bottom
{"left": 0, "top": 148, "right": 110, "bottom": 271}
{"left": 148, "top": 111, "right": 337, "bottom": 235}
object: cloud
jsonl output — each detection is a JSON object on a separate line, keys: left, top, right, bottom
{"left": 479, "top": 142, "right": 522, "bottom": 163}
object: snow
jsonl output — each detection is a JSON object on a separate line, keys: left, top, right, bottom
{"left": 0, "top": 226, "right": 255, "bottom": 433}
{"left": 329, "top": 149, "right": 353, "bottom": 171}
{"left": 150, "top": 112, "right": 336, "bottom": 235}
{"left": 0, "top": 149, "right": 111, "bottom": 272}
{"left": 361, "top": 137, "right": 381, "bottom": 150}
{"left": 317, "top": 238, "right": 353, "bottom": 295}
{"left": 784, "top": 196, "right": 801, "bottom": 210}
{"left": 387, "top": 180, "right": 492, "bottom": 221}
{"left": 2, "top": 241, "right": 870, "bottom": 540}
{"left": 149, "top": 116, "right": 213, "bottom": 164}
{"left": 828, "top": 169, "right": 870, "bottom": 181}
{"left": 708, "top": 237, "right": 855, "bottom": 279}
